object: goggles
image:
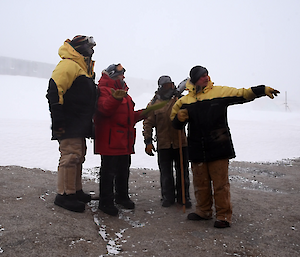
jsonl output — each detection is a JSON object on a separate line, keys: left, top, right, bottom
{"left": 107, "top": 63, "right": 126, "bottom": 78}
{"left": 86, "top": 36, "right": 96, "bottom": 47}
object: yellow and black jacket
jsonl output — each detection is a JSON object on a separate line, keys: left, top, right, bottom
{"left": 46, "top": 40, "right": 97, "bottom": 140}
{"left": 171, "top": 79, "right": 266, "bottom": 162}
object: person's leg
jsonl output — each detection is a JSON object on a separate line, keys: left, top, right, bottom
{"left": 75, "top": 138, "right": 86, "bottom": 191}
{"left": 209, "top": 159, "right": 232, "bottom": 227}
{"left": 189, "top": 162, "right": 213, "bottom": 219}
{"left": 98, "top": 155, "right": 118, "bottom": 216}
{"left": 55, "top": 138, "right": 85, "bottom": 212}
{"left": 158, "top": 148, "right": 175, "bottom": 207}
{"left": 74, "top": 139, "right": 91, "bottom": 203}
{"left": 174, "top": 147, "right": 191, "bottom": 207}
{"left": 115, "top": 155, "right": 135, "bottom": 209}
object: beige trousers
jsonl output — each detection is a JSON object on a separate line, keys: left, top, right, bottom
{"left": 191, "top": 159, "right": 232, "bottom": 222}
{"left": 57, "top": 138, "right": 86, "bottom": 195}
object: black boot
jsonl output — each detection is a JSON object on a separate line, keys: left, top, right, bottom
{"left": 177, "top": 198, "right": 192, "bottom": 208}
{"left": 161, "top": 198, "right": 175, "bottom": 207}
{"left": 54, "top": 193, "right": 85, "bottom": 212}
{"left": 98, "top": 202, "right": 119, "bottom": 216}
{"left": 76, "top": 189, "right": 91, "bottom": 203}
{"left": 115, "top": 197, "right": 135, "bottom": 209}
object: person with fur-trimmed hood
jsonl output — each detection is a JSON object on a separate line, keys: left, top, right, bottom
{"left": 94, "top": 64, "right": 147, "bottom": 216}
{"left": 46, "top": 35, "right": 97, "bottom": 213}
{"left": 170, "top": 65, "right": 280, "bottom": 228}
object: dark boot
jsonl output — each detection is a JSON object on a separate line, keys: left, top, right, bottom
{"left": 98, "top": 201, "right": 119, "bottom": 216}
{"left": 54, "top": 193, "right": 85, "bottom": 212}
{"left": 76, "top": 189, "right": 91, "bottom": 203}
{"left": 187, "top": 212, "right": 211, "bottom": 220}
{"left": 161, "top": 198, "right": 175, "bottom": 207}
{"left": 214, "top": 220, "right": 231, "bottom": 228}
{"left": 115, "top": 197, "right": 135, "bottom": 209}
{"left": 177, "top": 198, "right": 192, "bottom": 208}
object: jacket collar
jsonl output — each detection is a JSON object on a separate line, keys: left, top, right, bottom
{"left": 186, "top": 78, "right": 214, "bottom": 96}
{"left": 99, "top": 73, "right": 129, "bottom": 91}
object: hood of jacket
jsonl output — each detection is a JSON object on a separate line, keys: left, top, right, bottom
{"left": 58, "top": 40, "right": 94, "bottom": 76}
{"left": 99, "top": 72, "right": 129, "bottom": 91}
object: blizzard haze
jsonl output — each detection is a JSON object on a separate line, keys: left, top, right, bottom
{"left": 1, "top": 0, "right": 300, "bottom": 170}
{"left": 0, "top": 75, "right": 299, "bottom": 172}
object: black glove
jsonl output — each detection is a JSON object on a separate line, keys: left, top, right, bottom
{"left": 251, "top": 85, "right": 280, "bottom": 98}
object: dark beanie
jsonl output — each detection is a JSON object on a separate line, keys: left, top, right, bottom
{"left": 158, "top": 75, "right": 173, "bottom": 87}
{"left": 189, "top": 66, "right": 208, "bottom": 84}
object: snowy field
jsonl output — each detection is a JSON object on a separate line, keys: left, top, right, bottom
{"left": 0, "top": 75, "right": 299, "bottom": 172}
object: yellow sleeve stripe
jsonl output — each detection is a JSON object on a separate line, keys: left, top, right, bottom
{"left": 170, "top": 98, "right": 183, "bottom": 120}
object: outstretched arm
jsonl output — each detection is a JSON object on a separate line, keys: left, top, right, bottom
{"left": 251, "top": 85, "right": 280, "bottom": 99}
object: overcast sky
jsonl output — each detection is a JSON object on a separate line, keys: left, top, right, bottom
{"left": 1, "top": 0, "right": 300, "bottom": 102}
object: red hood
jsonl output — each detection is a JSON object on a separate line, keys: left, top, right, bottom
{"left": 98, "top": 73, "right": 129, "bottom": 91}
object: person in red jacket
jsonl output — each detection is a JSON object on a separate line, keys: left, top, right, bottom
{"left": 94, "top": 63, "right": 146, "bottom": 216}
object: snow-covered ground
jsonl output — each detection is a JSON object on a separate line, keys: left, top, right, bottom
{"left": 0, "top": 75, "right": 299, "bottom": 172}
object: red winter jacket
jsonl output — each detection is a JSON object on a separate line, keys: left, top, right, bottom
{"left": 94, "top": 73, "right": 144, "bottom": 155}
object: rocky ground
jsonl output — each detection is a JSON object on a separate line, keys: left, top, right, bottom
{"left": 0, "top": 159, "right": 300, "bottom": 256}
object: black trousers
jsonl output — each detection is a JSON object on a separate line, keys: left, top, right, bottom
{"left": 99, "top": 155, "right": 131, "bottom": 206}
{"left": 157, "top": 147, "right": 190, "bottom": 202}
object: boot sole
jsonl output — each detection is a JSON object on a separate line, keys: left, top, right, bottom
{"left": 54, "top": 200, "right": 85, "bottom": 213}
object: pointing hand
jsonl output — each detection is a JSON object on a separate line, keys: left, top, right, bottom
{"left": 265, "top": 87, "right": 280, "bottom": 99}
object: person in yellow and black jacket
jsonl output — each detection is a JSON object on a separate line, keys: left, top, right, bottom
{"left": 46, "top": 35, "right": 97, "bottom": 213}
{"left": 170, "top": 65, "right": 280, "bottom": 228}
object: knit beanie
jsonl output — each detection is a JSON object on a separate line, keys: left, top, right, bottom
{"left": 158, "top": 75, "right": 173, "bottom": 88}
{"left": 189, "top": 66, "right": 208, "bottom": 84}
{"left": 105, "top": 63, "right": 126, "bottom": 78}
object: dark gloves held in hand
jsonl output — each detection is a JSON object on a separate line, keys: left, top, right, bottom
{"left": 145, "top": 144, "right": 155, "bottom": 156}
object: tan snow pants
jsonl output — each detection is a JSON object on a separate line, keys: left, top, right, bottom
{"left": 57, "top": 138, "right": 86, "bottom": 195}
{"left": 191, "top": 159, "right": 232, "bottom": 222}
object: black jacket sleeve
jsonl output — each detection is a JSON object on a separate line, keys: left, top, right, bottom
{"left": 46, "top": 78, "right": 66, "bottom": 130}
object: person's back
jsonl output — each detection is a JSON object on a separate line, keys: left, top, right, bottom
{"left": 46, "top": 35, "right": 97, "bottom": 213}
